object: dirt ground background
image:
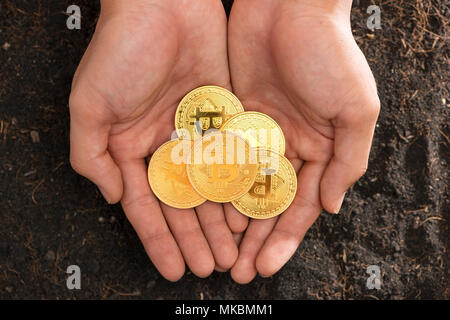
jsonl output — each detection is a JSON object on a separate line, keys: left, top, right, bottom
{"left": 0, "top": 0, "right": 448, "bottom": 299}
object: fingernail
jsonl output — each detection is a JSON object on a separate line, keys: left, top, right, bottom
{"left": 332, "top": 192, "right": 346, "bottom": 214}
{"left": 215, "top": 266, "right": 228, "bottom": 273}
{"left": 98, "top": 186, "right": 112, "bottom": 204}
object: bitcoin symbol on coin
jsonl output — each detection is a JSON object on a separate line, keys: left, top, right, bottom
{"left": 187, "top": 132, "right": 258, "bottom": 203}
{"left": 162, "top": 162, "right": 191, "bottom": 197}
{"left": 250, "top": 176, "right": 274, "bottom": 208}
{"left": 209, "top": 163, "right": 239, "bottom": 189}
{"left": 231, "top": 149, "right": 297, "bottom": 219}
{"left": 175, "top": 86, "right": 244, "bottom": 139}
{"left": 248, "top": 164, "right": 285, "bottom": 208}
{"left": 190, "top": 99, "right": 225, "bottom": 135}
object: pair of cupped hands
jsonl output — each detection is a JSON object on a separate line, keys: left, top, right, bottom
{"left": 69, "top": 0, "right": 379, "bottom": 283}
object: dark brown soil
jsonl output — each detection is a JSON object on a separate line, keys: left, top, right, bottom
{"left": 0, "top": 0, "right": 448, "bottom": 299}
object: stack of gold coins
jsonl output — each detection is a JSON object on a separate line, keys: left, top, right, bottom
{"left": 147, "top": 86, "right": 298, "bottom": 219}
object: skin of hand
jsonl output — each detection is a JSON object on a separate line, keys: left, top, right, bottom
{"left": 227, "top": 0, "right": 380, "bottom": 283}
{"left": 69, "top": 0, "right": 240, "bottom": 281}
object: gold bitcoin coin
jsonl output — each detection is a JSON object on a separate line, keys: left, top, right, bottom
{"left": 231, "top": 149, "right": 297, "bottom": 219}
{"left": 221, "top": 111, "right": 286, "bottom": 154}
{"left": 175, "top": 86, "right": 244, "bottom": 140}
{"left": 148, "top": 140, "right": 206, "bottom": 209}
{"left": 186, "top": 131, "right": 258, "bottom": 203}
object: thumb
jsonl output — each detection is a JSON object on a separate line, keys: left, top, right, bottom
{"left": 320, "top": 99, "right": 379, "bottom": 213}
{"left": 69, "top": 93, "right": 123, "bottom": 204}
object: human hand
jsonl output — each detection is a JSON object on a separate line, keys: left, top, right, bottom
{"left": 227, "top": 0, "right": 380, "bottom": 283}
{"left": 69, "top": 0, "right": 238, "bottom": 281}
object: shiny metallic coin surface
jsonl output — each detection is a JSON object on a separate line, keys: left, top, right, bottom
{"left": 232, "top": 149, "right": 298, "bottom": 219}
{"left": 187, "top": 131, "right": 258, "bottom": 203}
{"left": 221, "top": 111, "right": 286, "bottom": 154}
{"left": 148, "top": 140, "right": 206, "bottom": 209}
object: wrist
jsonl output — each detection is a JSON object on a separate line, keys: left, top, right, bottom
{"left": 292, "top": 0, "right": 353, "bottom": 23}
{"left": 294, "top": 0, "right": 352, "bottom": 14}
{"left": 100, "top": 0, "right": 151, "bottom": 15}
{"left": 100, "top": 0, "right": 224, "bottom": 15}
{"left": 233, "top": 0, "right": 352, "bottom": 21}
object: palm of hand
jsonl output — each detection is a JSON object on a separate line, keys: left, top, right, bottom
{"left": 76, "top": 3, "right": 231, "bottom": 158}
{"left": 227, "top": 0, "right": 379, "bottom": 282}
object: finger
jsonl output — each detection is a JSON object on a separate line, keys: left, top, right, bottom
{"left": 162, "top": 204, "right": 215, "bottom": 278}
{"left": 196, "top": 202, "right": 238, "bottom": 270}
{"left": 119, "top": 159, "right": 185, "bottom": 282}
{"left": 224, "top": 203, "right": 249, "bottom": 233}
{"left": 231, "top": 218, "right": 278, "bottom": 284}
{"left": 290, "top": 158, "right": 304, "bottom": 174}
{"left": 69, "top": 94, "right": 123, "bottom": 203}
{"left": 321, "top": 100, "right": 380, "bottom": 213}
{"left": 256, "top": 161, "right": 325, "bottom": 277}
